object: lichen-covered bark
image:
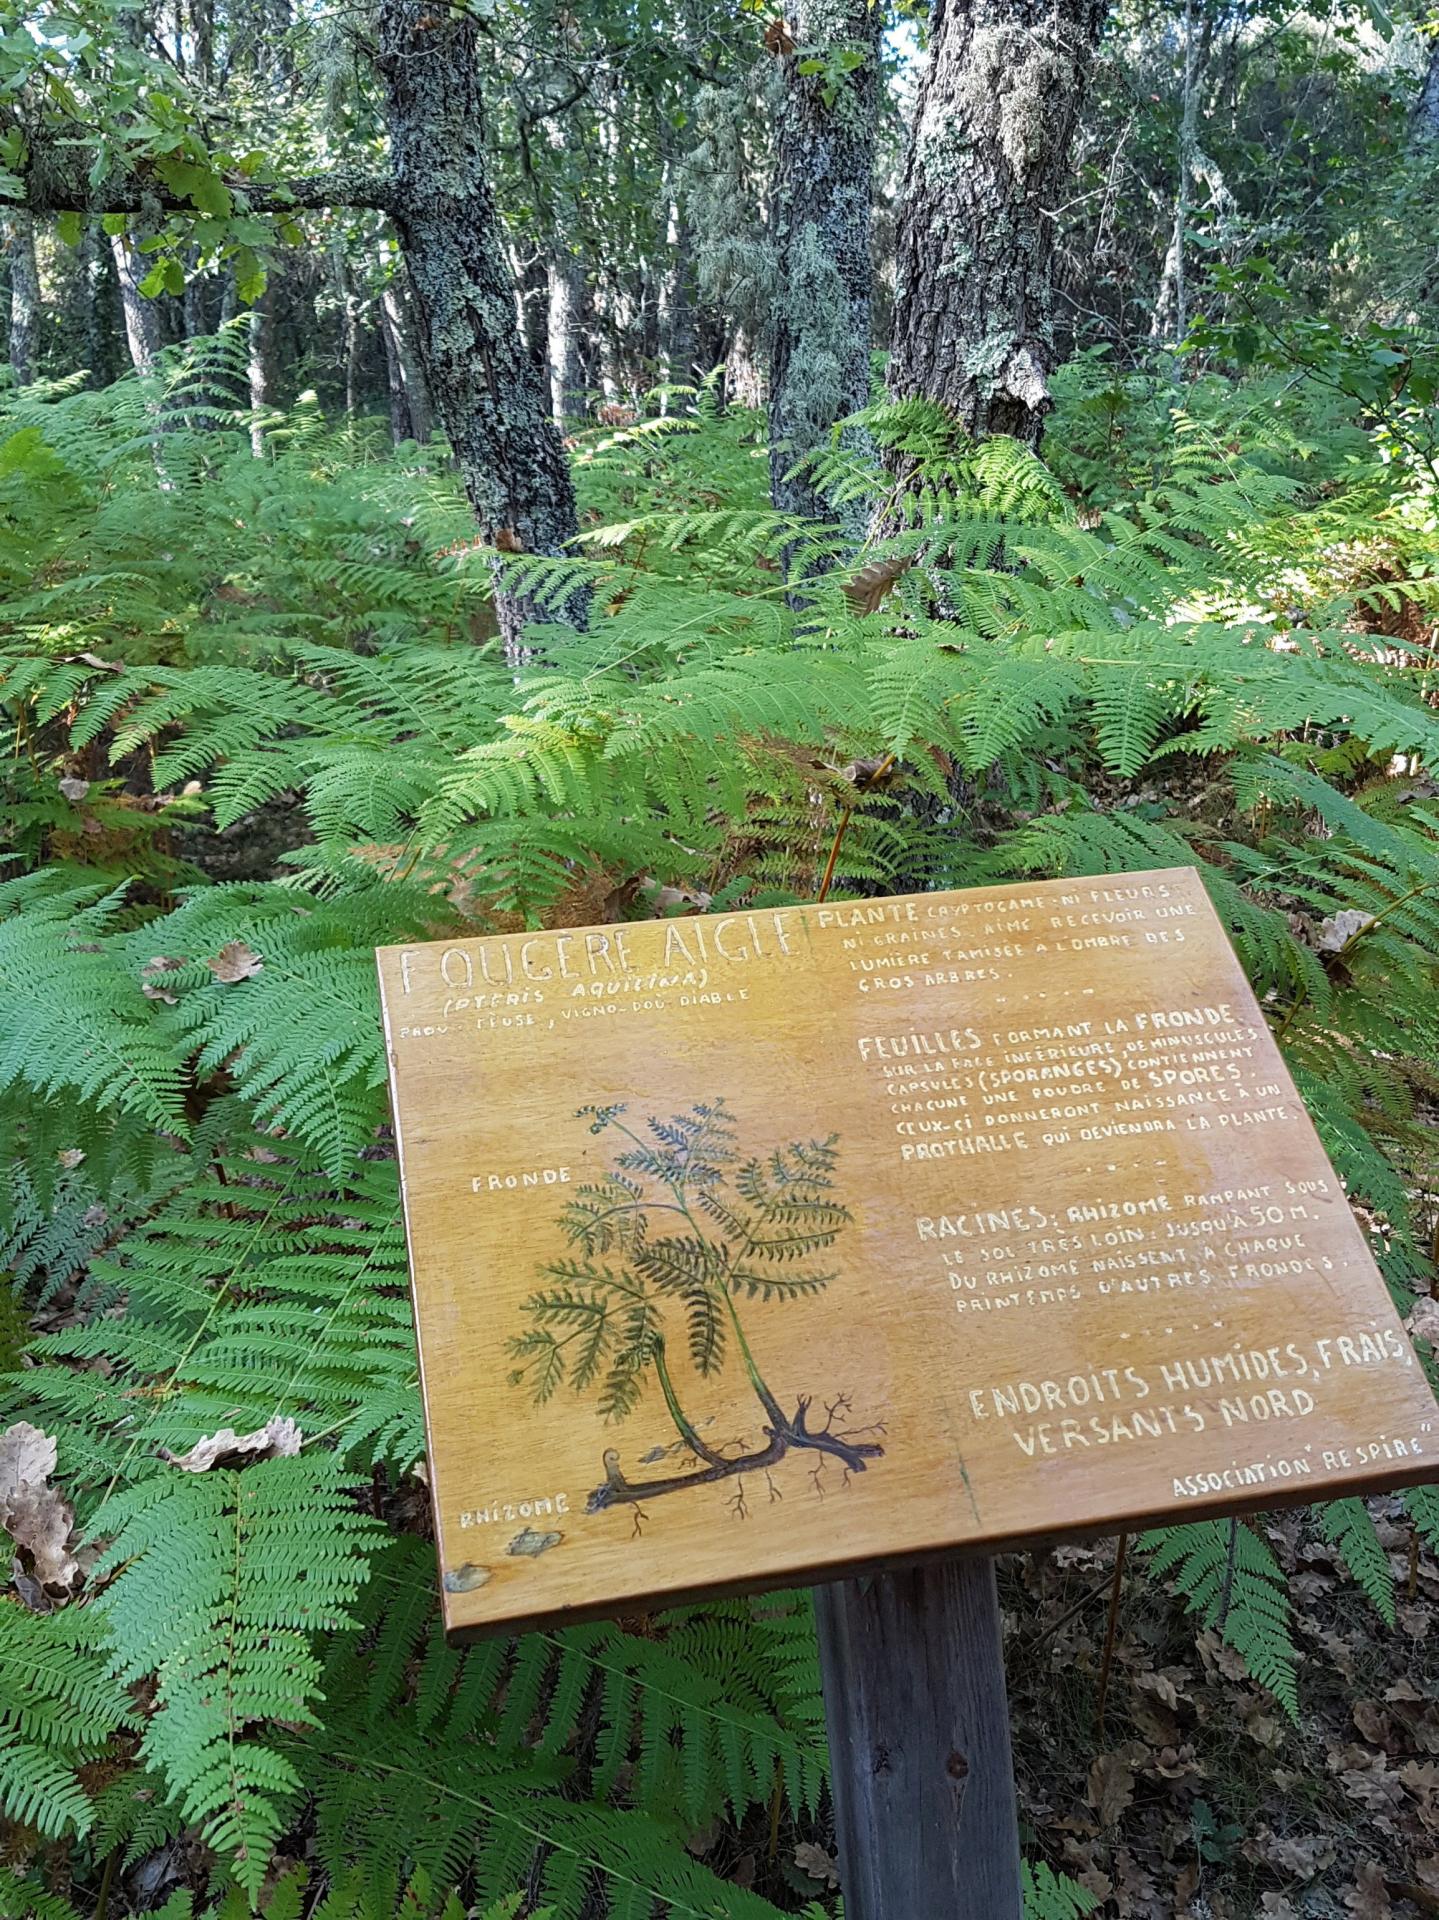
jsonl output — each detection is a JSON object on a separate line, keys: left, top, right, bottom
{"left": 110, "top": 232, "right": 162, "bottom": 376}
{"left": 890, "top": 0, "right": 1108, "bottom": 448}
{"left": 768, "top": 0, "right": 883, "bottom": 520}
{"left": 4, "top": 211, "right": 39, "bottom": 386}
{"left": 375, "top": 0, "right": 582, "bottom": 652}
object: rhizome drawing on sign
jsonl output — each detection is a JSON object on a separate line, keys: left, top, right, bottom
{"left": 375, "top": 867, "right": 1438, "bottom": 1639}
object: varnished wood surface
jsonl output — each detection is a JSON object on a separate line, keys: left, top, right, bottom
{"left": 376, "top": 868, "right": 1438, "bottom": 1639}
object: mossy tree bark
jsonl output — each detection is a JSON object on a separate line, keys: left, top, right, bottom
{"left": 768, "top": 0, "right": 882, "bottom": 520}
{"left": 889, "top": 0, "right": 1108, "bottom": 449}
{"left": 375, "top": 0, "right": 584, "bottom": 653}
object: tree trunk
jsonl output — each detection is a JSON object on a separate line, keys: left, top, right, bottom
{"left": 378, "top": 279, "right": 413, "bottom": 443}
{"left": 110, "top": 232, "right": 163, "bottom": 375}
{"left": 183, "top": 253, "right": 210, "bottom": 340}
{"left": 514, "top": 247, "right": 550, "bottom": 378}
{"left": 374, "top": 0, "right": 583, "bottom": 653}
{"left": 1414, "top": 37, "right": 1439, "bottom": 144}
{"left": 548, "top": 248, "right": 587, "bottom": 423}
{"left": 768, "top": 0, "right": 882, "bottom": 519}
{"left": 4, "top": 210, "right": 40, "bottom": 386}
{"left": 659, "top": 193, "right": 699, "bottom": 401}
{"left": 385, "top": 282, "right": 433, "bottom": 443}
{"left": 1149, "top": 0, "right": 1210, "bottom": 349}
{"left": 248, "top": 289, "right": 273, "bottom": 455}
{"left": 889, "top": 0, "right": 1108, "bottom": 449}
{"left": 81, "top": 222, "right": 112, "bottom": 388}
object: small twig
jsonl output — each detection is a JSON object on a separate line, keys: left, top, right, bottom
{"left": 1030, "top": 1568, "right": 1123, "bottom": 1648}
{"left": 1094, "top": 1533, "right": 1129, "bottom": 1728}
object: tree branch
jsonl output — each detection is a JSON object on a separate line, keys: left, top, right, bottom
{"left": 16, "top": 150, "right": 394, "bottom": 217}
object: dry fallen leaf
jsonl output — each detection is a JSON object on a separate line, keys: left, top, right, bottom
{"left": 204, "top": 940, "right": 264, "bottom": 983}
{"left": 1256, "top": 1829, "right": 1337, "bottom": 1878}
{"left": 0, "top": 1420, "right": 84, "bottom": 1608}
{"left": 1316, "top": 907, "right": 1375, "bottom": 953}
{"left": 794, "top": 1843, "right": 839, "bottom": 1889}
{"left": 58, "top": 775, "right": 90, "bottom": 802}
{"left": 1407, "top": 1297, "right": 1439, "bottom": 1346}
{"left": 0, "top": 1421, "right": 57, "bottom": 1498}
{"left": 1343, "top": 1860, "right": 1392, "bottom": 1918}
{"left": 141, "top": 955, "right": 186, "bottom": 1004}
{"left": 159, "top": 1415, "right": 301, "bottom": 1471}
{"left": 1086, "top": 1749, "right": 1136, "bottom": 1828}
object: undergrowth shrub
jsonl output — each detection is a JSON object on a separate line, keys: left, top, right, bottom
{"left": 0, "top": 329, "right": 1435, "bottom": 1914}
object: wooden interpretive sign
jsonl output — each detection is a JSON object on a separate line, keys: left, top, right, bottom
{"left": 376, "top": 867, "right": 1436, "bottom": 1641}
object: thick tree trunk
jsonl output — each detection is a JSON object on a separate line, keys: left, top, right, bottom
{"left": 889, "top": 0, "right": 1108, "bottom": 448}
{"left": 768, "top": 0, "right": 882, "bottom": 519}
{"left": 4, "top": 211, "right": 40, "bottom": 386}
{"left": 375, "top": 0, "right": 583, "bottom": 652}
{"left": 110, "top": 232, "right": 163, "bottom": 375}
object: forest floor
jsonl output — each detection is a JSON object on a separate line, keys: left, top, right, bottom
{"left": 1001, "top": 1504, "right": 1439, "bottom": 1920}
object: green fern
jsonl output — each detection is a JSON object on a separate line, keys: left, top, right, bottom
{"left": 89, "top": 1454, "right": 376, "bottom": 1897}
{"left": 1140, "top": 1519, "right": 1300, "bottom": 1718}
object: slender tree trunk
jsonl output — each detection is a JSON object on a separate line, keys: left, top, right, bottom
{"left": 110, "top": 232, "right": 162, "bottom": 375}
{"left": 548, "top": 248, "right": 586, "bottom": 423}
{"left": 768, "top": 0, "right": 882, "bottom": 519}
{"left": 183, "top": 251, "right": 210, "bottom": 339}
{"left": 4, "top": 211, "right": 40, "bottom": 386}
{"left": 1150, "top": 0, "right": 1207, "bottom": 349}
{"left": 247, "top": 288, "right": 273, "bottom": 455}
{"left": 1414, "top": 37, "right": 1439, "bottom": 144}
{"left": 81, "top": 222, "right": 111, "bottom": 388}
{"left": 332, "top": 246, "right": 362, "bottom": 419}
{"left": 386, "top": 282, "right": 433, "bottom": 443}
{"left": 889, "top": 0, "right": 1108, "bottom": 448}
{"left": 659, "top": 192, "right": 698, "bottom": 400}
{"left": 375, "top": 0, "right": 583, "bottom": 653}
{"left": 378, "top": 279, "right": 413, "bottom": 442}
{"left": 514, "top": 247, "right": 550, "bottom": 375}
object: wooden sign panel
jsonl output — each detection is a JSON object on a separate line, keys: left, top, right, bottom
{"left": 376, "top": 868, "right": 1437, "bottom": 1639}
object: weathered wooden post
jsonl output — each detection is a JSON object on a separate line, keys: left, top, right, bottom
{"left": 815, "top": 1559, "right": 1022, "bottom": 1918}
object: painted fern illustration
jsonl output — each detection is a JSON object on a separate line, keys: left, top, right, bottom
{"left": 508, "top": 1099, "right": 885, "bottom": 1514}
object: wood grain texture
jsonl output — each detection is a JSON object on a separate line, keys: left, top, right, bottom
{"left": 815, "top": 1560, "right": 1023, "bottom": 1920}
{"left": 376, "top": 867, "right": 1439, "bottom": 1639}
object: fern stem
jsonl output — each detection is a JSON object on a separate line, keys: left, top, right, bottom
{"left": 816, "top": 751, "right": 896, "bottom": 904}
{"left": 92, "top": 1848, "right": 118, "bottom": 1920}
{"left": 652, "top": 1339, "right": 730, "bottom": 1468}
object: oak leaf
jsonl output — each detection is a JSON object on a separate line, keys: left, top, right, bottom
{"left": 1086, "top": 1749, "right": 1135, "bottom": 1828}
{"left": 204, "top": 940, "right": 263, "bottom": 982}
{"left": 159, "top": 1415, "right": 301, "bottom": 1471}
{"left": 794, "top": 1843, "right": 839, "bottom": 1889}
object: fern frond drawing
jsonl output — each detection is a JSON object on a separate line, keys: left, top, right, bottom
{"left": 509, "top": 1099, "right": 885, "bottom": 1517}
